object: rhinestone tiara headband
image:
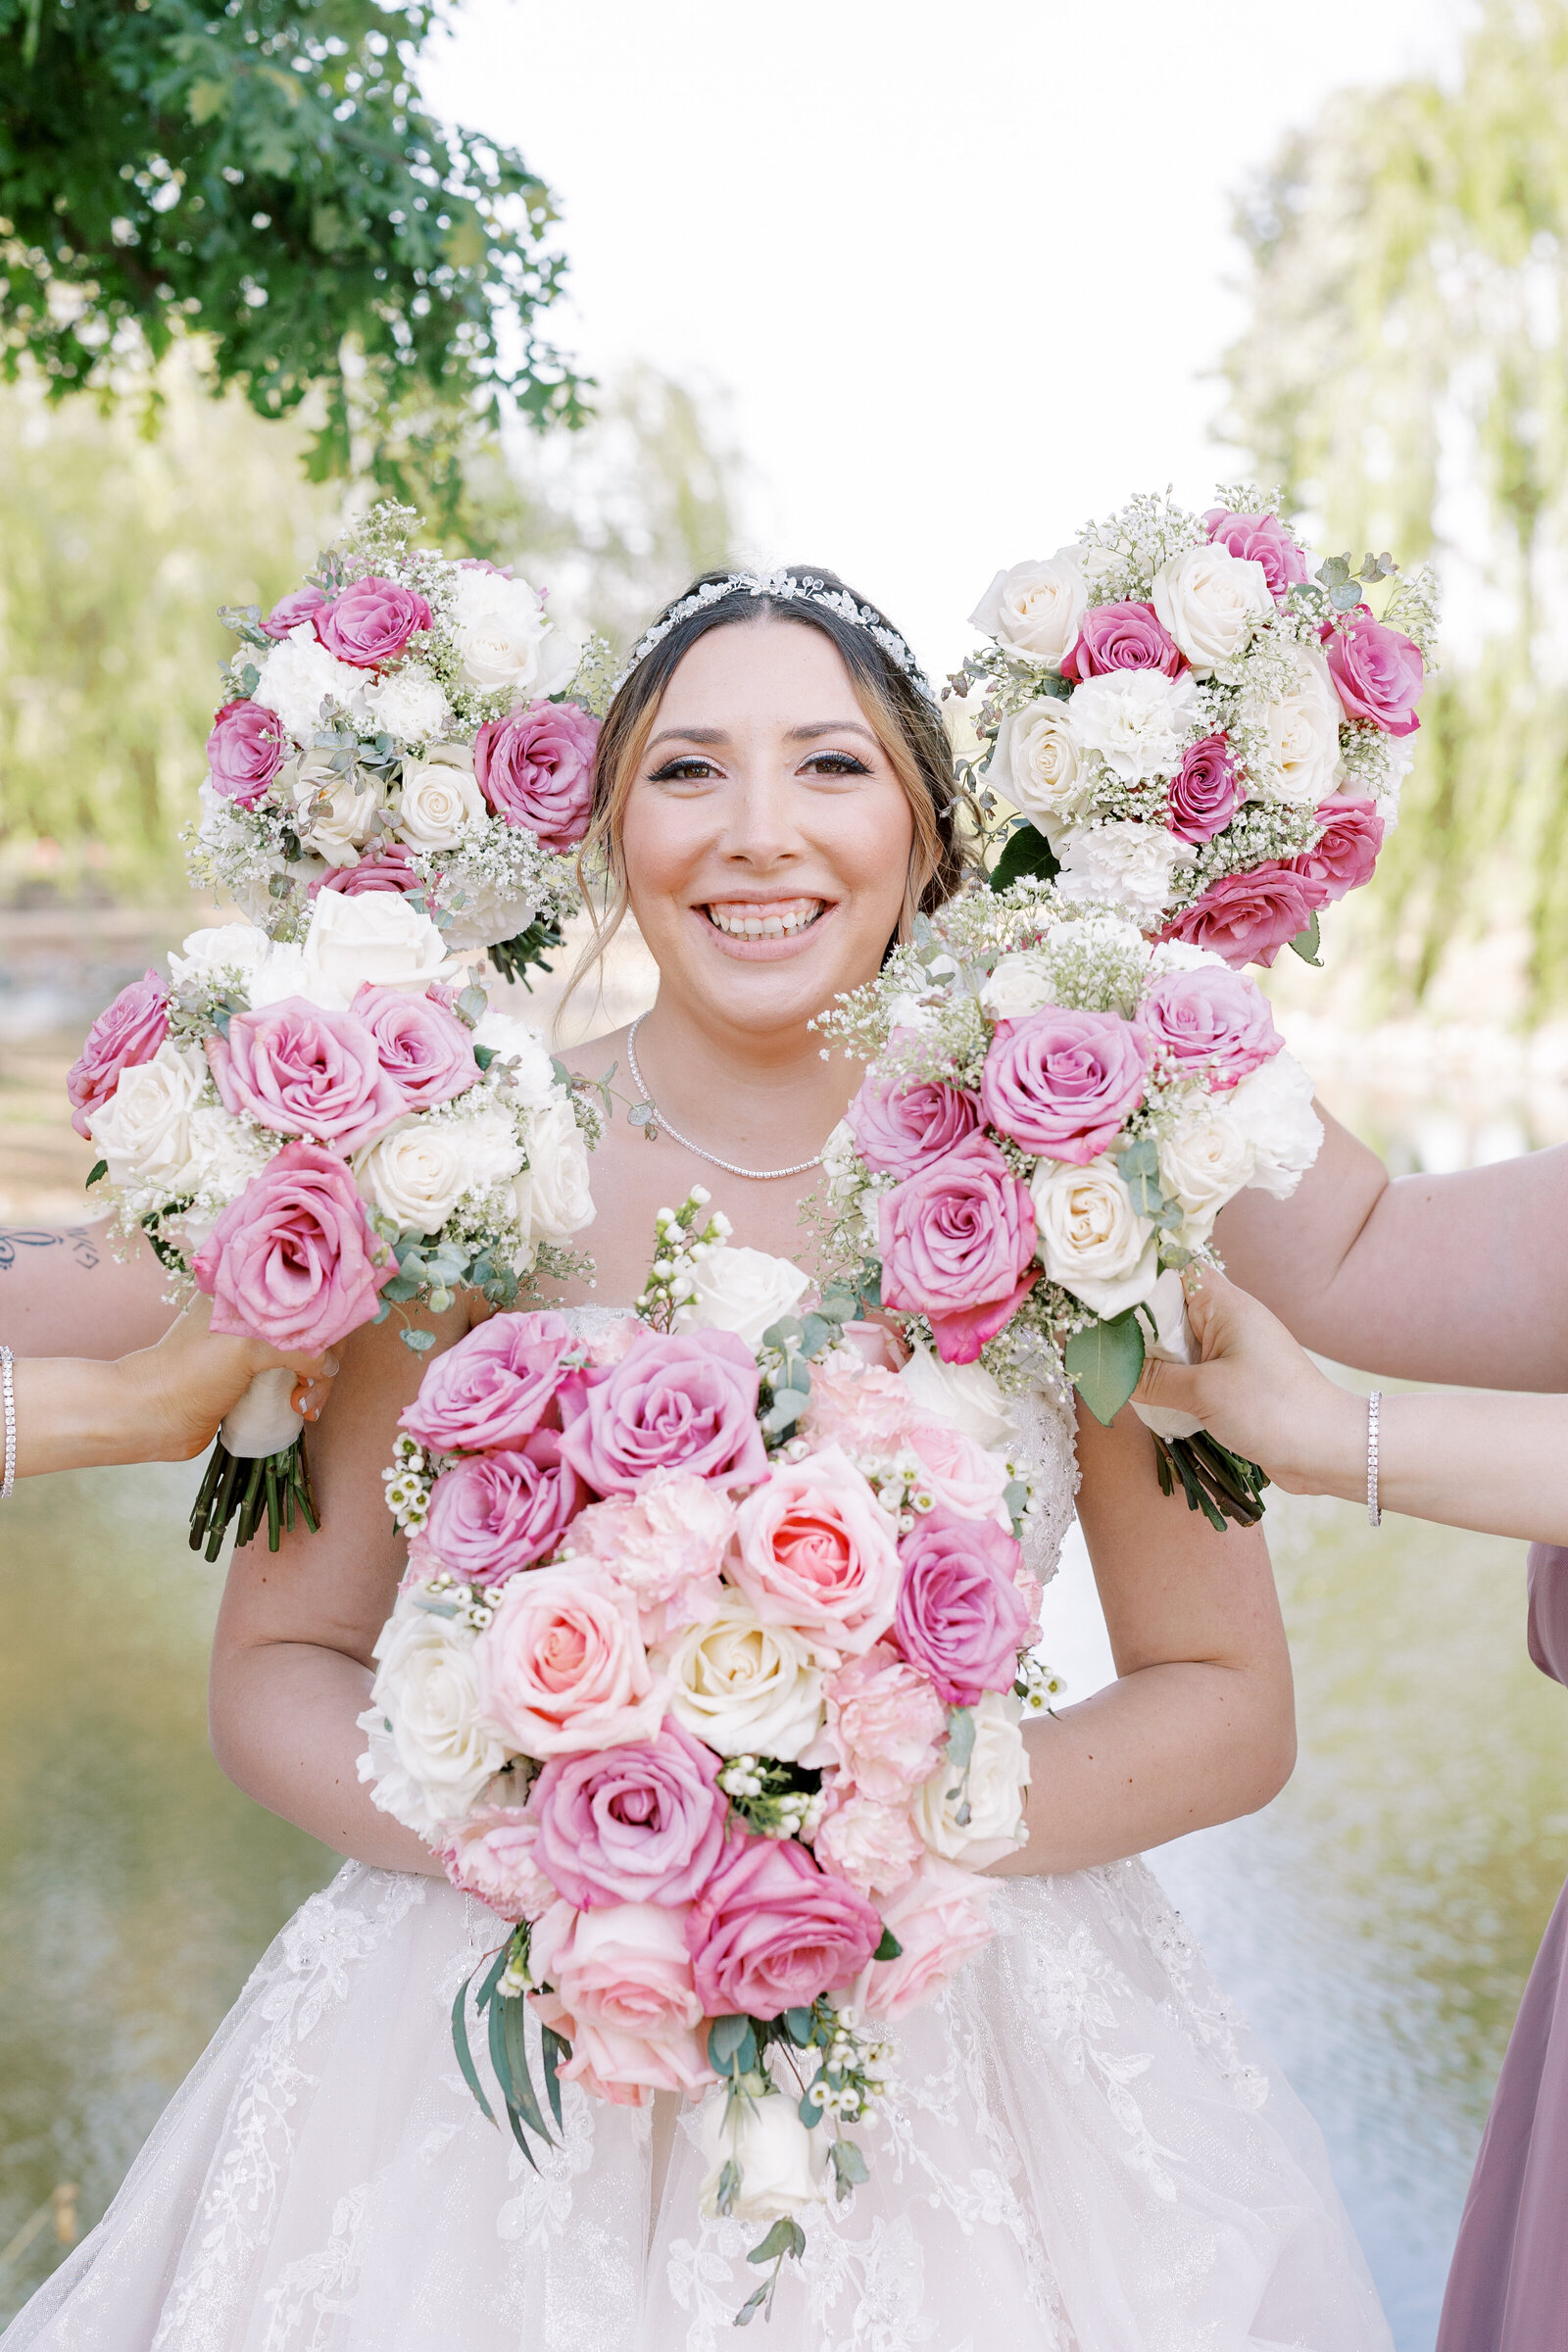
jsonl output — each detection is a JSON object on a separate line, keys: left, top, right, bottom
{"left": 610, "top": 569, "right": 938, "bottom": 702}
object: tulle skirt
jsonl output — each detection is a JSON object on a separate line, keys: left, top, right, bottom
{"left": 3, "top": 1858, "right": 1390, "bottom": 2352}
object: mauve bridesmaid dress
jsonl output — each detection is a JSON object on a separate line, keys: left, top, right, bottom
{"left": 1436, "top": 1544, "right": 1568, "bottom": 2352}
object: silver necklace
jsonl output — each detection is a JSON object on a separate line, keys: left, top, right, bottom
{"left": 623, "top": 1015, "right": 826, "bottom": 1180}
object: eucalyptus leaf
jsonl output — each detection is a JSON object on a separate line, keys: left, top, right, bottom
{"left": 1287, "top": 909, "right": 1323, "bottom": 967}
{"left": 828, "top": 2139, "right": 869, "bottom": 2199}
{"left": 945, "top": 1706, "right": 976, "bottom": 1773}
{"left": 401, "top": 1327, "right": 437, "bottom": 1353}
{"left": 715, "top": 2158, "right": 742, "bottom": 2217}
{"left": 733, "top": 2285, "right": 768, "bottom": 2326}
{"left": 784, "top": 2007, "right": 814, "bottom": 2045}
{"left": 1062, "top": 1311, "right": 1146, "bottom": 1427}
{"left": 708, "top": 2015, "right": 753, "bottom": 2070}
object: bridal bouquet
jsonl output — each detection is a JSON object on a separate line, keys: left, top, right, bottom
{"left": 187, "top": 501, "right": 604, "bottom": 986}
{"left": 364, "top": 1194, "right": 1057, "bottom": 2317}
{"left": 68, "top": 890, "right": 598, "bottom": 1556}
{"left": 959, "top": 487, "right": 1438, "bottom": 969}
{"left": 814, "top": 895, "right": 1323, "bottom": 1526}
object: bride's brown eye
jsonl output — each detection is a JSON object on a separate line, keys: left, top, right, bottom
{"left": 802, "top": 751, "right": 871, "bottom": 776}
{"left": 648, "top": 756, "right": 719, "bottom": 782}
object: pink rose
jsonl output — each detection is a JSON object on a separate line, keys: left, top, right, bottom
{"left": 421, "top": 1431, "right": 585, "bottom": 1585}
{"left": 1202, "top": 509, "right": 1310, "bottom": 602}
{"left": 812, "top": 1787, "right": 922, "bottom": 1898}
{"left": 892, "top": 1507, "right": 1031, "bottom": 1706}
{"left": 1136, "top": 965, "right": 1282, "bottom": 1088}
{"left": 1061, "top": 599, "right": 1186, "bottom": 681}
{"left": 313, "top": 576, "right": 432, "bottom": 667}
{"left": 350, "top": 983, "right": 477, "bottom": 1112}
{"left": 878, "top": 1135, "right": 1039, "bottom": 1367}
{"left": 207, "top": 999, "right": 402, "bottom": 1152}
{"left": 846, "top": 1055, "right": 983, "bottom": 1179}
{"left": 851, "top": 1853, "right": 993, "bottom": 2022}
{"left": 261, "top": 585, "right": 328, "bottom": 639}
{"left": 1289, "top": 795, "right": 1384, "bottom": 904}
{"left": 730, "top": 1445, "right": 902, "bottom": 1660}
{"left": 559, "top": 1476, "right": 734, "bottom": 1643}
{"left": 806, "top": 1642, "right": 946, "bottom": 1801}
{"left": 401, "top": 1309, "right": 576, "bottom": 1454}
{"left": 1166, "top": 733, "right": 1245, "bottom": 844}
{"left": 906, "top": 1417, "right": 1011, "bottom": 1525}
{"left": 67, "top": 969, "right": 168, "bottom": 1140}
{"left": 192, "top": 1138, "right": 393, "bottom": 1352}
{"left": 686, "top": 1834, "right": 883, "bottom": 2018}
{"left": 311, "top": 847, "right": 426, "bottom": 901}
{"left": 557, "top": 1327, "right": 767, "bottom": 1495}
{"left": 207, "top": 698, "right": 287, "bottom": 808}
{"left": 980, "top": 1008, "right": 1148, "bottom": 1163}
{"left": 1159, "top": 864, "right": 1325, "bottom": 970}
{"left": 530, "top": 1901, "right": 714, "bottom": 2099}
{"left": 437, "top": 1804, "right": 556, "bottom": 1923}
{"left": 800, "top": 1360, "right": 920, "bottom": 1458}
{"left": 473, "top": 700, "right": 600, "bottom": 851}
{"left": 472, "top": 1563, "right": 665, "bottom": 1757}
{"left": 1324, "top": 613, "right": 1424, "bottom": 735}
{"left": 527, "top": 1722, "right": 727, "bottom": 1908}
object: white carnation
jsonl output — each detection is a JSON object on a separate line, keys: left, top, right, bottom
{"left": 1031, "top": 1154, "right": 1157, "bottom": 1318}
{"left": 1056, "top": 819, "right": 1195, "bottom": 920}
{"left": 1152, "top": 544, "right": 1274, "bottom": 671}
{"left": 359, "top": 662, "right": 452, "bottom": 747}
{"left": 1226, "top": 1052, "right": 1323, "bottom": 1199}
{"left": 456, "top": 1103, "right": 527, "bottom": 1191}
{"left": 1065, "top": 669, "right": 1202, "bottom": 783}
{"left": 471, "top": 1009, "right": 558, "bottom": 1109}
{"left": 969, "top": 551, "right": 1089, "bottom": 670}
{"left": 253, "top": 623, "right": 366, "bottom": 746}
{"left": 671, "top": 1243, "right": 808, "bottom": 1351}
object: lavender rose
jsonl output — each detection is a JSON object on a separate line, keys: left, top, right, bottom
{"left": 980, "top": 1007, "right": 1148, "bottom": 1163}
{"left": 1061, "top": 599, "right": 1185, "bottom": 682}
{"left": 558, "top": 1327, "right": 768, "bottom": 1495}
{"left": 313, "top": 576, "right": 433, "bottom": 668}
{"left": 1288, "top": 795, "right": 1384, "bottom": 903}
{"left": 1202, "top": 509, "right": 1309, "bottom": 602}
{"left": 845, "top": 1055, "right": 983, "bottom": 1179}
{"left": 1137, "top": 966, "right": 1282, "bottom": 1088}
{"left": 891, "top": 1507, "right": 1032, "bottom": 1706}
{"left": 1166, "top": 733, "right": 1245, "bottom": 844}
{"left": 193, "top": 1138, "right": 394, "bottom": 1352}
{"left": 261, "top": 585, "right": 328, "bottom": 640}
{"left": 420, "top": 1431, "right": 585, "bottom": 1584}
{"left": 473, "top": 700, "right": 599, "bottom": 850}
{"left": 686, "top": 1833, "right": 883, "bottom": 2018}
{"left": 401, "top": 1310, "right": 576, "bottom": 1453}
{"left": 311, "top": 847, "right": 426, "bottom": 901}
{"left": 527, "top": 1722, "right": 727, "bottom": 1908}
{"left": 67, "top": 969, "right": 168, "bottom": 1140}
{"left": 351, "top": 983, "right": 477, "bottom": 1112}
{"left": 207, "top": 699, "right": 287, "bottom": 808}
{"left": 1324, "top": 614, "right": 1424, "bottom": 736}
{"left": 878, "top": 1134, "right": 1039, "bottom": 1367}
{"left": 1159, "top": 864, "right": 1325, "bottom": 969}
{"left": 207, "top": 999, "right": 402, "bottom": 1153}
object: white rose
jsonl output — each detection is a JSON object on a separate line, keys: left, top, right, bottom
{"left": 1129, "top": 1265, "right": 1204, "bottom": 1445}
{"left": 1226, "top": 1052, "right": 1323, "bottom": 1200}
{"left": 968, "top": 550, "right": 1089, "bottom": 670}
{"left": 1031, "top": 1154, "right": 1157, "bottom": 1318}
{"left": 395, "top": 755, "right": 485, "bottom": 852}
{"left": 1156, "top": 1096, "right": 1254, "bottom": 1231}
{"left": 671, "top": 1244, "right": 808, "bottom": 1351}
{"left": 167, "top": 921, "right": 271, "bottom": 991}
{"left": 1055, "top": 818, "right": 1195, "bottom": 921}
{"left": 449, "top": 569, "right": 578, "bottom": 698}
{"left": 699, "top": 2087, "right": 827, "bottom": 2223}
{"left": 356, "top": 1118, "right": 470, "bottom": 1234}
{"left": 87, "top": 1042, "right": 206, "bottom": 1190}
{"left": 518, "top": 1096, "right": 594, "bottom": 1242}
{"left": 357, "top": 1592, "right": 507, "bottom": 1835}
{"left": 899, "top": 1340, "right": 1018, "bottom": 1452}
{"left": 1152, "top": 544, "right": 1274, "bottom": 672}
{"left": 359, "top": 662, "right": 452, "bottom": 747}
{"left": 1370, "top": 735, "right": 1414, "bottom": 834}
{"left": 985, "top": 700, "right": 1091, "bottom": 838}
{"left": 657, "top": 1594, "right": 824, "bottom": 1759}
{"left": 913, "top": 1690, "right": 1030, "bottom": 1868}
{"left": 979, "top": 952, "right": 1057, "bottom": 1023}
{"left": 301, "top": 888, "right": 465, "bottom": 998}
{"left": 1065, "top": 669, "right": 1202, "bottom": 782}
{"left": 252, "top": 623, "right": 366, "bottom": 746}
{"left": 1261, "top": 643, "right": 1344, "bottom": 807}
{"left": 472, "top": 1009, "right": 558, "bottom": 1110}
{"left": 290, "top": 751, "right": 382, "bottom": 863}
{"left": 244, "top": 938, "right": 351, "bottom": 1012}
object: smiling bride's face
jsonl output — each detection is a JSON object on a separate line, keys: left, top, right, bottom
{"left": 618, "top": 620, "right": 917, "bottom": 1037}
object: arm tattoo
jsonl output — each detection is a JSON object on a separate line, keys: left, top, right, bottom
{"left": 0, "top": 1226, "right": 102, "bottom": 1273}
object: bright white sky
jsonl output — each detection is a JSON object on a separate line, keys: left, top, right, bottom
{"left": 426, "top": 0, "right": 1468, "bottom": 673}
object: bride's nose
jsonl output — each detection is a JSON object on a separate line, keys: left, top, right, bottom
{"left": 714, "top": 768, "right": 806, "bottom": 870}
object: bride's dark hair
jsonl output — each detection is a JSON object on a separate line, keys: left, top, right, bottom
{"left": 570, "top": 568, "right": 977, "bottom": 998}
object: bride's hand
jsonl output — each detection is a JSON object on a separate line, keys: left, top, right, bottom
{"left": 121, "top": 1295, "right": 337, "bottom": 1463}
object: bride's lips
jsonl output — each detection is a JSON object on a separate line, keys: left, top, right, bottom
{"left": 690, "top": 896, "right": 836, "bottom": 961}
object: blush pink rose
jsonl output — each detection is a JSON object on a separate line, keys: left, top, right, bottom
{"left": 981, "top": 1008, "right": 1148, "bottom": 1163}
{"left": 878, "top": 1135, "right": 1039, "bottom": 1367}
{"left": 437, "top": 1804, "right": 556, "bottom": 1923}
{"left": 1288, "top": 795, "right": 1384, "bottom": 904}
{"left": 192, "top": 1138, "right": 394, "bottom": 1352}
{"left": 420, "top": 1430, "right": 585, "bottom": 1585}
{"left": 67, "top": 969, "right": 168, "bottom": 1140}
{"left": 350, "top": 982, "right": 477, "bottom": 1111}
{"left": 730, "top": 1445, "right": 903, "bottom": 1660}
{"left": 527, "top": 1722, "right": 727, "bottom": 1908}
{"left": 1202, "top": 509, "right": 1310, "bottom": 602}
{"left": 686, "top": 1834, "right": 884, "bottom": 2018}
{"left": 473, "top": 700, "right": 600, "bottom": 851}
{"left": 1166, "top": 733, "right": 1245, "bottom": 844}
{"left": 892, "top": 1507, "right": 1031, "bottom": 1706}
{"left": 1136, "top": 965, "right": 1282, "bottom": 1088}
{"left": 846, "top": 1055, "right": 983, "bottom": 1179}
{"left": 1324, "top": 614, "right": 1424, "bottom": 735}
{"left": 1159, "top": 864, "right": 1325, "bottom": 969}
{"left": 401, "top": 1309, "right": 576, "bottom": 1453}
{"left": 557, "top": 1327, "right": 767, "bottom": 1496}
{"left": 207, "top": 999, "right": 402, "bottom": 1152}
{"left": 806, "top": 1642, "right": 946, "bottom": 1801}
{"left": 472, "top": 1563, "right": 665, "bottom": 1757}
{"left": 314, "top": 576, "right": 432, "bottom": 667}
{"left": 851, "top": 1853, "right": 994, "bottom": 2022}
{"left": 261, "top": 585, "right": 328, "bottom": 639}
{"left": 812, "top": 1787, "right": 923, "bottom": 1898}
{"left": 311, "top": 847, "right": 426, "bottom": 901}
{"left": 558, "top": 1476, "right": 734, "bottom": 1643}
{"left": 530, "top": 1901, "right": 714, "bottom": 2100}
{"left": 906, "top": 1417, "right": 1012, "bottom": 1525}
{"left": 207, "top": 699, "right": 287, "bottom": 808}
{"left": 1061, "top": 599, "right": 1186, "bottom": 681}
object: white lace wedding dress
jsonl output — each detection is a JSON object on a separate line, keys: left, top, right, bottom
{"left": 5, "top": 1310, "right": 1392, "bottom": 2352}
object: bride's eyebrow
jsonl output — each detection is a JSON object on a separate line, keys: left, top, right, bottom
{"left": 647, "top": 725, "right": 729, "bottom": 750}
{"left": 788, "top": 721, "right": 877, "bottom": 744}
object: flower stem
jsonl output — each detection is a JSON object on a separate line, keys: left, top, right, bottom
{"left": 187, "top": 1430, "right": 319, "bottom": 1561}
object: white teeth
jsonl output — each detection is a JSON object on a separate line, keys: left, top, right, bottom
{"left": 707, "top": 903, "right": 824, "bottom": 939}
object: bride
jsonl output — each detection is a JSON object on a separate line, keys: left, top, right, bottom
{"left": 5, "top": 570, "right": 1391, "bottom": 2351}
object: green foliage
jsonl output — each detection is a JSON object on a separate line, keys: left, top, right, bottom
{"left": 1220, "top": 0, "right": 1568, "bottom": 1008}
{"left": 1062, "top": 1310, "right": 1145, "bottom": 1427}
{"left": 0, "top": 0, "right": 586, "bottom": 516}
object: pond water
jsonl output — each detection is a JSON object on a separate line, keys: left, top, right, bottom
{"left": 1, "top": 1458, "right": 1562, "bottom": 2348}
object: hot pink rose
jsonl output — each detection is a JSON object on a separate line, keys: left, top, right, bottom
{"left": 437, "top": 1804, "right": 556, "bottom": 1922}
{"left": 473, "top": 700, "right": 599, "bottom": 851}
{"left": 530, "top": 1901, "right": 714, "bottom": 2099}
{"left": 878, "top": 1135, "right": 1039, "bottom": 1367}
{"left": 845, "top": 1055, "right": 983, "bottom": 1180}
{"left": 401, "top": 1309, "right": 576, "bottom": 1453}
{"left": 67, "top": 969, "right": 168, "bottom": 1139}
{"left": 207, "top": 999, "right": 402, "bottom": 1152}
{"left": 1159, "top": 864, "right": 1325, "bottom": 969}
{"left": 686, "top": 1834, "right": 883, "bottom": 2018}
{"left": 1136, "top": 965, "right": 1282, "bottom": 1088}
{"left": 906, "top": 1417, "right": 1012, "bottom": 1525}
{"left": 350, "top": 982, "right": 477, "bottom": 1112}
{"left": 559, "top": 1476, "right": 734, "bottom": 1643}
{"left": 557, "top": 1327, "right": 767, "bottom": 1495}
{"left": 313, "top": 576, "right": 432, "bottom": 667}
{"left": 812, "top": 1788, "right": 923, "bottom": 1898}
{"left": 730, "top": 1444, "right": 903, "bottom": 1660}
{"left": 806, "top": 1642, "right": 946, "bottom": 1801}
{"left": 207, "top": 698, "right": 287, "bottom": 808}
{"left": 1324, "top": 613, "right": 1424, "bottom": 735}
{"left": 310, "top": 847, "right": 426, "bottom": 901}
{"left": 851, "top": 1853, "right": 994, "bottom": 2022}
{"left": 1166, "top": 733, "right": 1245, "bottom": 844}
{"left": 980, "top": 1007, "right": 1148, "bottom": 1163}
{"left": 1062, "top": 599, "right": 1185, "bottom": 681}
{"left": 421, "top": 1431, "right": 585, "bottom": 1585}
{"left": 472, "top": 1563, "right": 665, "bottom": 1757}
{"left": 1289, "top": 795, "right": 1384, "bottom": 903}
{"left": 261, "top": 585, "right": 328, "bottom": 639}
{"left": 892, "top": 1507, "right": 1031, "bottom": 1706}
{"left": 527, "top": 1722, "right": 727, "bottom": 1908}
{"left": 192, "top": 1138, "right": 394, "bottom": 1352}
{"left": 1202, "top": 509, "right": 1310, "bottom": 602}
